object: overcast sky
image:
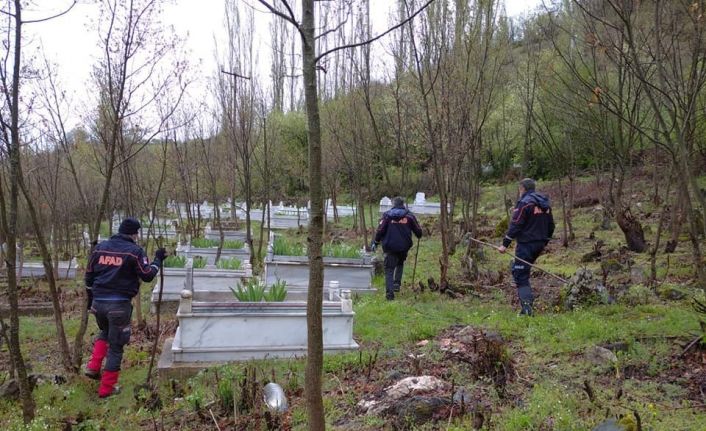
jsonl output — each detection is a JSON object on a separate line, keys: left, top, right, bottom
{"left": 22, "top": 0, "right": 543, "bottom": 125}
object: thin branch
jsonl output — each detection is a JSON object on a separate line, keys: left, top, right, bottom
{"left": 254, "top": 0, "right": 300, "bottom": 29}
{"left": 23, "top": 1, "right": 77, "bottom": 24}
{"left": 278, "top": 0, "right": 297, "bottom": 23}
{"left": 315, "top": 8, "right": 350, "bottom": 41}
{"left": 221, "top": 69, "right": 251, "bottom": 80}
{"left": 315, "top": 0, "right": 436, "bottom": 63}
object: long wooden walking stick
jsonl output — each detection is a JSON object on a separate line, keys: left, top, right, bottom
{"left": 468, "top": 236, "right": 569, "bottom": 284}
{"left": 411, "top": 237, "right": 421, "bottom": 287}
{"left": 145, "top": 238, "right": 165, "bottom": 386}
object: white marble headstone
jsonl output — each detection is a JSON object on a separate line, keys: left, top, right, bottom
{"left": 414, "top": 192, "right": 426, "bottom": 205}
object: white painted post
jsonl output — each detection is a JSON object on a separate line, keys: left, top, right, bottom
{"left": 340, "top": 289, "right": 352, "bottom": 313}
{"left": 329, "top": 280, "right": 340, "bottom": 301}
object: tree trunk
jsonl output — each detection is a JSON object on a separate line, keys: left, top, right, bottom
{"left": 4, "top": 2, "right": 36, "bottom": 421}
{"left": 301, "top": 1, "right": 325, "bottom": 428}
{"left": 616, "top": 206, "right": 647, "bottom": 253}
{"left": 18, "top": 175, "right": 73, "bottom": 372}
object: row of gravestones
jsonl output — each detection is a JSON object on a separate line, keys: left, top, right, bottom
{"left": 380, "top": 192, "right": 443, "bottom": 215}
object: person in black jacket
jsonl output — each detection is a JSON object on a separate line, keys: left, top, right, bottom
{"left": 499, "top": 178, "right": 555, "bottom": 316}
{"left": 372, "top": 197, "right": 423, "bottom": 300}
{"left": 84, "top": 218, "right": 166, "bottom": 398}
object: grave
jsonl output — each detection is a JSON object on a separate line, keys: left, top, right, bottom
{"left": 176, "top": 240, "right": 251, "bottom": 265}
{"left": 410, "top": 192, "right": 444, "bottom": 215}
{"left": 17, "top": 259, "right": 78, "bottom": 280}
{"left": 263, "top": 233, "right": 376, "bottom": 294}
{"left": 150, "top": 258, "right": 253, "bottom": 313}
{"left": 324, "top": 198, "right": 357, "bottom": 220}
{"left": 158, "top": 264, "right": 358, "bottom": 371}
{"left": 379, "top": 193, "right": 446, "bottom": 216}
{"left": 203, "top": 225, "right": 247, "bottom": 242}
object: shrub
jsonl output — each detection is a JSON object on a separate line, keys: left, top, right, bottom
{"left": 217, "top": 257, "right": 242, "bottom": 270}
{"left": 193, "top": 256, "right": 207, "bottom": 269}
{"left": 495, "top": 216, "right": 509, "bottom": 237}
{"left": 619, "top": 284, "right": 657, "bottom": 306}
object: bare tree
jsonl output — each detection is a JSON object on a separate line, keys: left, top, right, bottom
{"left": 404, "top": 0, "right": 505, "bottom": 286}
{"left": 0, "top": 1, "right": 77, "bottom": 421}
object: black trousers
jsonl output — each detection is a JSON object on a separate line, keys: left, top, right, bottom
{"left": 384, "top": 251, "right": 408, "bottom": 298}
{"left": 511, "top": 241, "right": 546, "bottom": 311}
{"left": 92, "top": 300, "right": 132, "bottom": 371}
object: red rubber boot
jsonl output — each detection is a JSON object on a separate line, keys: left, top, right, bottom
{"left": 85, "top": 339, "right": 108, "bottom": 380}
{"left": 98, "top": 370, "right": 120, "bottom": 398}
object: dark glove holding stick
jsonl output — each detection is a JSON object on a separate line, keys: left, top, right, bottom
{"left": 153, "top": 247, "right": 167, "bottom": 267}
{"left": 370, "top": 241, "right": 378, "bottom": 252}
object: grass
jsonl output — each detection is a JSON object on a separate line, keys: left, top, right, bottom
{"left": 192, "top": 256, "right": 207, "bottom": 269}
{"left": 272, "top": 235, "right": 306, "bottom": 256}
{"left": 216, "top": 257, "right": 243, "bottom": 270}
{"left": 4, "top": 177, "right": 706, "bottom": 430}
{"left": 163, "top": 255, "right": 186, "bottom": 268}
{"left": 6, "top": 281, "right": 703, "bottom": 430}
{"left": 164, "top": 255, "right": 207, "bottom": 269}
{"left": 273, "top": 236, "right": 362, "bottom": 258}
{"left": 229, "top": 278, "right": 287, "bottom": 302}
{"left": 191, "top": 237, "right": 244, "bottom": 249}
{"left": 322, "top": 242, "right": 362, "bottom": 258}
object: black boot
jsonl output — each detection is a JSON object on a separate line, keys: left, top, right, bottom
{"left": 519, "top": 301, "right": 533, "bottom": 316}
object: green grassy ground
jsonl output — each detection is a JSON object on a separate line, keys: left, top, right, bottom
{"left": 1, "top": 179, "right": 705, "bottom": 430}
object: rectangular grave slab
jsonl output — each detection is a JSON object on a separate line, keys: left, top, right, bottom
{"left": 263, "top": 234, "right": 375, "bottom": 294}
{"left": 161, "top": 266, "right": 358, "bottom": 364}
{"left": 203, "top": 227, "right": 247, "bottom": 242}
{"left": 171, "top": 300, "right": 357, "bottom": 362}
{"left": 150, "top": 263, "right": 252, "bottom": 312}
{"left": 17, "top": 261, "right": 77, "bottom": 279}
{"left": 176, "top": 243, "right": 251, "bottom": 265}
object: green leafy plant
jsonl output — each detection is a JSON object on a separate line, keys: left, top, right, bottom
{"left": 323, "top": 242, "right": 361, "bottom": 258}
{"left": 193, "top": 256, "right": 207, "bottom": 269}
{"left": 185, "top": 389, "right": 204, "bottom": 412}
{"left": 163, "top": 255, "right": 186, "bottom": 268}
{"left": 230, "top": 278, "right": 267, "bottom": 302}
{"left": 191, "top": 237, "right": 244, "bottom": 249}
{"left": 216, "top": 377, "right": 234, "bottom": 412}
{"left": 230, "top": 278, "right": 287, "bottom": 302}
{"left": 265, "top": 279, "right": 288, "bottom": 302}
{"left": 216, "top": 257, "right": 243, "bottom": 270}
{"left": 190, "top": 237, "right": 217, "bottom": 248}
{"left": 222, "top": 239, "right": 245, "bottom": 249}
{"left": 273, "top": 236, "right": 305, "bottom": 256}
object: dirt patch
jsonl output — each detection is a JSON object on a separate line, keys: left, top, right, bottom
{"left": 334, "top": 325, "right": 514, "bottom": 429}
{"left": 491, "top": 272, "right": 563, "bottom": 313}
{"left": 437, "top": 325, "right": 513, "bottom": 395}
{"left": 662, "top": 346, "right": 706, "bottom": 403}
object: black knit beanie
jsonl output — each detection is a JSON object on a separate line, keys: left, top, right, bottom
{"left": 392, "top": 196, "right": 405, "bottom": 208}
{"left": 118, "top": 217, "right": 141, "bottom": 235}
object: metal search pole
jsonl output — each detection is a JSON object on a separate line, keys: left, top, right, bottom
{"left": 468, "top": 236, "right": 569, "bottom": 284}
